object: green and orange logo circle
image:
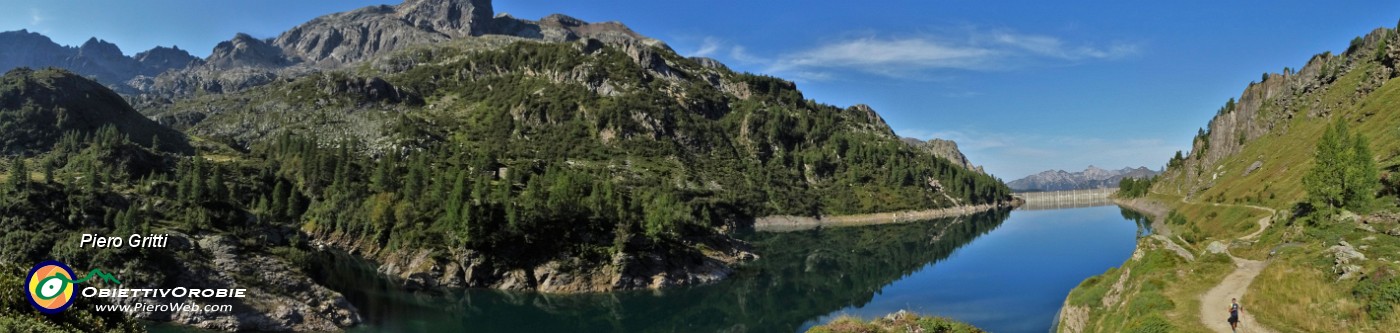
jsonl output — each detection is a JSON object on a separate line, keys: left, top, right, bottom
{"left": 25, "top": 260, "right": 77, "bottom": 314}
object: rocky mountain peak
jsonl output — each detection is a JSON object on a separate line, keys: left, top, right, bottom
{"left": 902, "top": 137, "right": 985, "bottom": 174}
{"left": 540, "top": 14, "right": 587, "bottom": 27}
{"left": 0, "top": 29, "right": 69, "bottom": 69}
{"left": 78, "top": 37, "right": 124, "bottom": 60}
{"left": 396, "top": 0, "right": 494, "bottom": 37}
{"left": 134, "top": 45, "right": 201, "bottom": 71}
{"left": 1081, "top": 165, "right": 1113, "bottom": 180}
{"left": 847, "top": 104, "right": 894, "bottom": 135}
{"left": 208, "top": 33, "right": 288, "bottom": 69}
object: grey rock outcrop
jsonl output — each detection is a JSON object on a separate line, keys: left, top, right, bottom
{"left": 1242, "top": 160, "right": 1263, "bottom": 177}
{"left": 1161, "top": 27, "right": 1400, "bottom": 195}
{"left": 1204, "top": 240, "right": 1229, "bottom": 254}
{"left": 111, "top": 235, "right": 361, "bottom": 332}
{"left": 847, "top": 104, "right": 895, "bottom": 136}
{"left": 398, "top": 0, "right": 495, "bottom": 37}
{"left": 1327, "top": 240, "right": 1366, "bottom": 280}
{"left": 902, "top": 137, "right": 983, "bottom": 174}
{"left": 272, "top": 3, "right": 458, "bottom": 66}
{"left": 228, "top": 0, "right": 661, "bottom": 69}
{"left": 207, "top": 33, "right": 290, "bottom": 69}
{"left": 365, "top": 234, "right": 756, "bottom": 293}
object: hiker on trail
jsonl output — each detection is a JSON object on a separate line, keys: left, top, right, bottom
{"left": 1228, "top": 297, "right": 1241, "bottom": 332}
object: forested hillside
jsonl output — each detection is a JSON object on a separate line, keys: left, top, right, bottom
{"left": 136, "top": 36, "right": 1011, "bottom": 291}
{"left": 4, "top": 25, "right": 1007, "bottom": 299}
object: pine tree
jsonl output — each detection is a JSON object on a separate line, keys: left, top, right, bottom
{"left": 207, "top": 166, "right": 228, "bottom": 202}
{"left": 84, "top": 163, "right": 100, "bottom": 191}
{"left": 286, "top": 187, "right": 304, "bottom": 220}
{"left": 42, "top": 159, "right": 54, "bottom": 184}
{"left": 255, "top": 195, "right": 270, "bottom": 224}
{"left": 189, "top": 158, "right": 206, "bottom": 201}
{"left": 1345, "top": 131, "right": 1379, "bottom": 211}
{"left": 271, "top": 181, "right": 289, "bottom": 220}
{"left": 403, "top": 155, "right": 425, "bottom": 197}
{"left": 7, "top": 156, "right": 27, "bottom": 192}
{"left": 442, "top": 170, "right": 468, "bottom": 228}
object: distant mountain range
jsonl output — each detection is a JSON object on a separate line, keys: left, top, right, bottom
{"left": 0, "top": 30, "right": 200, "bottom": 91}
{"left": 1007, "top": 166, "right": 1158, "bottom": 192}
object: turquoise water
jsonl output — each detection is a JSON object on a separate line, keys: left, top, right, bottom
{"left": 299, "top": 205, "right": 1144, "bottom": 333}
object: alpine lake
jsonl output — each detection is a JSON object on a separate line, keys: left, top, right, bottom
{"left": 272, "top": 203, "right": 1149, "bottom": 333}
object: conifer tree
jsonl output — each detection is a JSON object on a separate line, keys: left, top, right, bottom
{"left": 286, "top": 187, "right": 304, "bottom": 220}
{"left": 207, "top": 166, "right": 228, "bottom": 202}
{"left": 1305, "top": 120, "right": 1380, "bottom": 213}
{"left": 1345, "top": 131, "right": 1379, "bottom": 211}
{"left": 7, "top": 156, "right": 27, "bottom": 192}
{"left": 271, "top": 181, "right": 289, "bottom": 220}
{"left": 42, "top": 159, "right": 54, "bottom": 184}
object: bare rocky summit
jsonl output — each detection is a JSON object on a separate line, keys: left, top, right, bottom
{"left": 902, "top": 137, "right": 984, "bottom": 174}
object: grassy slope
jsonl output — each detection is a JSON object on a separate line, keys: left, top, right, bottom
{"left": 1064, "top": 39, "right": 1400, "bottom": 332}
{"left": 806, "top": 312, "right": 985, "bottom": 333}
{"left": 1065, "top": 192, "right": 1253, "bottom": 333}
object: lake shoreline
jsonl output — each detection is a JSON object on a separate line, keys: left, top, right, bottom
{"left": 1054, "top": 196, "right": 1166, "bottom": 333}
{"left": 1111, "top": 197, "right": 1173, "bottom": 236}
{"left": 752, "top": 199, "right": 1022, "bottom": 232}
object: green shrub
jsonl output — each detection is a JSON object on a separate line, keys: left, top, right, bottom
{"left": 1127, "top": 314, "right": 1174, "bottom": 333}
{"left": 1354, "top": 267, "right": 1400, "bottom": 320}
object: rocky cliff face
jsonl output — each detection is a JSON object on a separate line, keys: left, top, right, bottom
{"left": 1164, "top": 27, "right": 1400, "bottom": 195}
{"left": 1008, "top": 166, "right": 1157, "bottom": 192}
{"left": 902, "top": 137, "right": 984, "bottom": 174}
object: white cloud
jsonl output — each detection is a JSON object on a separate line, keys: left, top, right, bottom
{"left": 691, "top": 37, "right": 722, "bottom": 58}
{"left": 728, "top": 45, "right": 768, "bottom": 65}
{"left": 986, "top": 32, "right": 1138, "bottom": 60}
{"left": 689, "top": 29, "right": 1140, "bottom": 81}
{"left": 769, "top": 37, "right": 999, "bottom": 76}
{"left": 29, "top": 8, "right": 44, "bottom": 25}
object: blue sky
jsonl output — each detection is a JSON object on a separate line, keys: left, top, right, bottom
{"left": 3, "top": 0, "right": 1399, "bottom": 179}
